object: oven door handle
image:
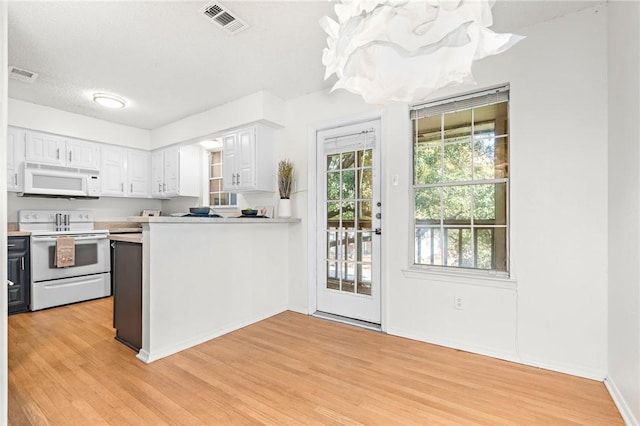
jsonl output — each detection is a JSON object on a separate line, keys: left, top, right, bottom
{"left": 31, "top": 235, "right": 109, "bottom": 242}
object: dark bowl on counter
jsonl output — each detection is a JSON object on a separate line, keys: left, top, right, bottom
{"left": 189, "top": 207, "right": 211, "bottom": 215}
{"left": 241, "top": 209, "right": 258, "bottom": 216}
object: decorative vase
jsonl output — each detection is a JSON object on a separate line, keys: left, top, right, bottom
{"left": 278, "top": 198, "right": 292, "bottom": 218}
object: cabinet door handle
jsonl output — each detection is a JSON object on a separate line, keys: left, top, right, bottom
{"left": 8, "top": 280, "right": 14, "bottom": 287}
{"left": 69, "top": 151, "right": 72, "bottom": 162}
{"left": 56, "top": 148, "right": 60, "bottom": 159}
{"left": 21, "top": 257, "right": 25, "bottom": 270}
{"left": 158, "top": 183, "right": 161, "bottom": 193}
{"left": 14, "top": 173, "right": 18, "bottom": 185}
{"left": 121, "top": 183, "right": 124, "bottom": 192}
{"left": 8, "top": 244, "right": 15, "bottom": 248}
{"left": 163, "top": 183, "right": 166, "bottom": 192}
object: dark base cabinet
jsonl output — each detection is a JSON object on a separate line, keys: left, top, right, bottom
{"left": 111, "top": 241, "right": 142, "bottom": 351}
{"left": 8, "top": 236, "right": 30, "bottom": 314}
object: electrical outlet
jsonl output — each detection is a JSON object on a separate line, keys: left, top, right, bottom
{"left": 454, "top": 296, "right": 464, "bottom": 310}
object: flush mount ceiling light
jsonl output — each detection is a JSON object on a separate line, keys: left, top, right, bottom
{"left": 199, "top": 139, "right": 223, "bottom": 150}
{"left": 319, "top": 0, "right": 525, "bottom": 104}
{"left": 93, "top": 93, "right": 126, "bottom": 109}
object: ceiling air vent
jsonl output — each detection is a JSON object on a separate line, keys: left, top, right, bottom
{"left": 8, "top": 66, "right": 38, "bottom": 83}
{"left": 199, "top": 2, "right": 249, "bottom": 34}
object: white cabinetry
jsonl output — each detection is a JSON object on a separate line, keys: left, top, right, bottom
{"left": 25, "top": 131, "right": 100, "bottom": 170}
{"left": 66, "top": 138, "right": 101, "bottom": 170}
{"left": 101, "top": 145, "right": 150, "bottom": 198}
{"left": 7, "top": 126, "right": 25, "bottom": 192}
{"left": 151, "top": 145, "right": 200, "bottom": 198}
{"left": 222, "top": 124, "right": 275, "bottom": 192}
{"left": 25, "top": 131, "right": 65, "bottom": 165}
{"left": 101, "top": 145, "right": 127, "bottom": 196}
{"left": 127, "top": 150, "right": 150, "bottom": 197}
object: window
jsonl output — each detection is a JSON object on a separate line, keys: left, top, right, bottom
{"left": 208, "top": 150, "right": 236, "bottom": 207}
{"left": 411, "top": 86, "right": 509, "bottom": 273}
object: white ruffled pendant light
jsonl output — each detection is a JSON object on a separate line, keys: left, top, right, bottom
{"left": 320, "top": 0, "right": 525, "bottom": 104}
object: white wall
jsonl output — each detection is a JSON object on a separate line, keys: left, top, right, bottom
{"left": 285, "top": 5, "right": 609, "bottom": 379}
{"left": 6, "top": 193, "right": 161, "bottom": 223}
{"left": 140, "top": 222, "right": 290, "bottom": 362}
{"left": 282, "top": 90, "right": 378, "bottom": 314}
{"left": 607, "top": 0, "right": 640, "bottom": 424}
{"left": 8, "top": 98, "right": 150, "bottom": 149}
{"left": 150, "top": 90, "right": 285, "bottom": 150}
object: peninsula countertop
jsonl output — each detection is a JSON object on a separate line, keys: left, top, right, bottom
{"left": 109, "top": 234, "right": 143, "bottom": 244}
{"left": 128, "top": 216, "right": 300, "bottom": 224}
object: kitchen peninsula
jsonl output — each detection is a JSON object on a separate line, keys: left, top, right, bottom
{"left": 128, "top": 215, "right": 300, "bottom": 363}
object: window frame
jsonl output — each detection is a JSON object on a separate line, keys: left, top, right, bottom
{"left": 206, "top": 149, "right": 237, "bottom": 209}
{"left": 409, "top": 85, "right": 511, "bottom": 278}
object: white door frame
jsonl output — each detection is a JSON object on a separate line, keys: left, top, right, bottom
{"left": 1, "top": 1, "right": 9, "bottom": 421}
{"left": 306, "top": 109, "right": 387, "bottom": 331}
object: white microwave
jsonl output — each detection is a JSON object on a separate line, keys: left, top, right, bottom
{"left": 21, "top": 162, "right": 101, "bottom": 198}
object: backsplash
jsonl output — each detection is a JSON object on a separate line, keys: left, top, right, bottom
{"left": 6, "top": 192, "right": 162, "bottom": 222}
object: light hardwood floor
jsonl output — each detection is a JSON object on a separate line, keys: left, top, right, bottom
{"left": 8, "top": 297, "right": 622, "bottom": 425}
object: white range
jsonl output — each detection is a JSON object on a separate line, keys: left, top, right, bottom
{"left": 18, "top": 209, "right": 111, "bottom": 311}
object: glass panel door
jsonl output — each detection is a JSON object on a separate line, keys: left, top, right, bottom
{"left": 325, "top": 148, "right": 374, "bottom": 296}
{"left": 316, "top": 120, "right": 381, "bottom": 324}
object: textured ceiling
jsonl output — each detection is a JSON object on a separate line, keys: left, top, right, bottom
{"left": 7, "top": 0, "right": 601, "bottom": 130}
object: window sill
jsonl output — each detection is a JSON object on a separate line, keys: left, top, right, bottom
{"left": 210, "top": 206, "right": 238, "bottom": 211}
{"left": 401, "top": 267, "right": 517, "bottom": 289}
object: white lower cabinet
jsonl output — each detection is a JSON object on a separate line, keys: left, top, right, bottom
{"left": 151, "top": 145, "right": 200, "bottom": 198}
{"left": 222, "top": 124, "right": 275, "bottom": 193}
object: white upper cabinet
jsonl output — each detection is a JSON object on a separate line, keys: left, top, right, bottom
{"left": 151, "top": 145, "right": 200, "bottom": 198}
{"left": 222, "top": 124, "right": 275, "bottom": 193}
{"left": 25, "top": 131, "right": 65, "bottom": 165}
{"left": 151, "top": 150, "right": 164, "bottom": 197}
{"left": 127, "top": 149, "right": 150, "bottom": 198}
{"left": 101, "top": 144, "right": 150, "bottom": 198}
{"left": 66, "top": 138, "right": 101, "bottom": 170}
{"left": 101, "top": 145, "right": 127, "bottom": 197}
{"left": 25, "top": 130, "right": 100, "bottom": 170}
{"left": 7, "top": 127, "right": 25, "bottom": 192}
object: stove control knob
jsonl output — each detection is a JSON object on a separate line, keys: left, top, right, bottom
{"left": 24, "top": 214, "right": 31, "bottom": 220}
{"left": 33, "top": 214, "right": 39, "bottom": 220}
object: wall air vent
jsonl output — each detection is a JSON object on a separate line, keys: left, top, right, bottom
{"left": 8, "top": 66, "right": 38, "bottom": 83}
{"left": 199, "top": 1, "right": 249, "bottom": 34}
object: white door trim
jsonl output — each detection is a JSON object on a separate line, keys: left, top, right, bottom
{"left": 1, "top": 1, "right": 9, "bottom": 421}
{"left": 306, "top": 109, "right": 387, "bottom": 330}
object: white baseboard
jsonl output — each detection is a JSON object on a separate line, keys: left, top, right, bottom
{"left": 387, "top": 326, "right": 606, "bottom": 381}
{"left": 139, "top": 306, "right": 288, "bottom": 364}
{"left": 605, "top": 376, "right": 639, "bottom": 426}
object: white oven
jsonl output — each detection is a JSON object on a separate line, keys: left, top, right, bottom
{"left": 19, "top": 210, "right": 111, "bottom": 311}
{"left": 30, "top": 233, "right": 110, "bottom": 282}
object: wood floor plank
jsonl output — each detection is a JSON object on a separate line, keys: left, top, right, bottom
{"left": 8, "top": 297, "right": 623, "bottom": 425}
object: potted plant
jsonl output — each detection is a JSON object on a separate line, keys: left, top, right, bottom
{"left": 278, "top": 159, "right": 294, "bottom": 218}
